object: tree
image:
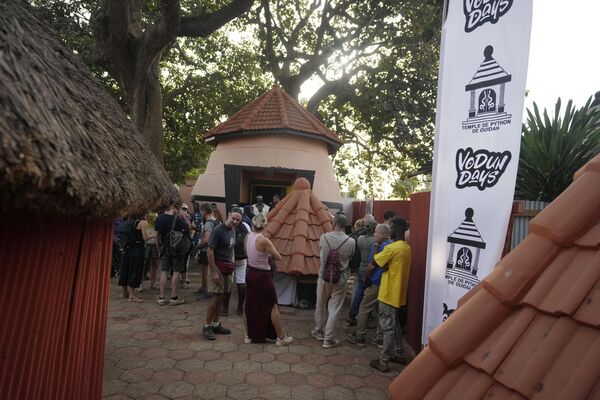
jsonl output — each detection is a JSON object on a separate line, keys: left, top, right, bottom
{"left": 515, "top": 97, "right": 600, "bottom": 201}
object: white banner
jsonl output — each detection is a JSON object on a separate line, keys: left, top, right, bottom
{"left": 422, "top": 0, "right": 533, "bottom": 344}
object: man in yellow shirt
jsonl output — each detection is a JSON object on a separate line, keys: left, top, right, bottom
{"left": 370, "top": 218, "right": 411, "bottom": 373}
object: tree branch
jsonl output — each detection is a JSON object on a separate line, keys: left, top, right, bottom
{"left": 179, "top": 0, "right": 255, "bottom": 37}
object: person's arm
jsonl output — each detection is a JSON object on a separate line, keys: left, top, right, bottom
{"left": 374, "top": 245, "right": 394, "bottom": 272}
{"left": 261, "top": 236, "right": 281, "bottom": 260}
{"left": 207, "top": 247, "right": 220, "bottom": 283}
{"left": 138, "top": 220, "right": 150, "bottom": 241}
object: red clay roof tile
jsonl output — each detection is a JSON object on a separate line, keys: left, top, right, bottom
{"left": 264, "top": 178, "right": 332, "bottom": 275}
{"left": 203, "top": 85, "right": 342, "bottom": 151}
{"left": 574, "top": 152, "right": 600, "bottom": 180}
{"left": 389, "top": 158, "right": 600, "bottom": 400}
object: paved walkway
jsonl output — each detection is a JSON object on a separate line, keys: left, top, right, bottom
{"left": 102, "top": 263, "right": 405, "bottom": 400}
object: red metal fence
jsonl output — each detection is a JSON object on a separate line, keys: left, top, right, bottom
{"left": 0, "top": 214, "right": 112, "bottom": 399}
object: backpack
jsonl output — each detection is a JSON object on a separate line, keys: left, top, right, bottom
{"left": 323, "top": 235, "right": 350, "bottom": 283}
{"left": 169, "top": 215, "right": 191, "bottom": 256}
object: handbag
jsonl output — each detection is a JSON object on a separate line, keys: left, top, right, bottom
{"left": 215, "top": 259, "right": 236, "bottom": 275}
{"left": 169, "top": 215, "right": 191, "bottom": 256}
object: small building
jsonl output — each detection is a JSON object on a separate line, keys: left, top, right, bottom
{"left": 0, "top": 3, "right": 178, "bottom": 399}
{"left": 191, "top": 86, "right": 344, "bottom": 211}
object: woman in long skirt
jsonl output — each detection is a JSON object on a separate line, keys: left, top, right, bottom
{"left": 244, "top": 214, "right": 293, "bottom": 346}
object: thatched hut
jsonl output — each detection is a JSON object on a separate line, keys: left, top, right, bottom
{"left": 0, "top": 2, "right": 178, "bottom": 399}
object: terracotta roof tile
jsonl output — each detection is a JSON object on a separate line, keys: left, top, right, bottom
{"left": 389, "top": 158, "right": 600, "bottom": 400}
{"left": 574, "top": 152, "right": 600, "bottom": 180}
{"left": 264, "top": 178, "right": 332, "bottom": 275}
{"left": 203, "top": 85, "right": 342, "bottom": 151}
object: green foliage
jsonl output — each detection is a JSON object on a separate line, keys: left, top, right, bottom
{"left": 515, "top": 98, "right": 600, "bottom": 201}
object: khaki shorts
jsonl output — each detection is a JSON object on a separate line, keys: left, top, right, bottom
{"left": 210, "top": 269, "right": 233, "bottom": 294}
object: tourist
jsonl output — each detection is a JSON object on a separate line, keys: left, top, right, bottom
{"left": 154, "top": 204, "right": 189, "bottom": 306}
{"left": 119, "top": 214, "right": 151, "bottom": 303}
{"left": 213, "top": 208, "right": 224, "bottom": 224}
{"left": 347, "top": 223, "right": 391, "bottom": 346}
{"left": 269, "top": 193, "right": 281, "bottom": 210}
{"left": 221, "top": 205, "right": 250, "bottom": 316}
{"left": 180, "top": 203, "right": 192, "bottom": 289}
{"left": 196, "top": 203, "right": 216, "bottom": 300}
{"left": 244, "top": 214, "right": 293, "bottom": 346}
{"left": 311, "top": 213, "right": 355, "bottom": 348}
{"left": 202, "top": 209, "right": 241, "bottom": 340}
{"left": 144, "top": 212, "right": 159, "bottom": 290}
{"left": 346, "top": 220, "right": 377, "bottom": 325}
{"left": 383, "top": 210, "right": 397, "bottom": 226}
{"left": 252, "top": 195, "right": 270, "bottom": 217}
{"left": 369, "top": 218, "right": 411, "bottom": 373}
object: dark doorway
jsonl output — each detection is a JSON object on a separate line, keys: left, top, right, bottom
{"left": 250, "top": 182, "right": 288, "bottom": 207}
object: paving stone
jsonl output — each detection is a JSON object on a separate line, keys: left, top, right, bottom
{"left": 174, "top": 358, "right": 206, "bottom": 372}
{"left": 102, "top": 379, "right": 128, "bottom": 396}
{"left": 290, "top": 362, "right": 318, "bottom": 375}
{"left": 232, "top": 360, "right": 261, "bottom": 373}
{"left": 163, "top": 340, "right": 189, "bottom": 350}
{"left": 137, "top": 339, "right": 165, "bottom": 349}
{"left": 184, "top": 369, "right": 215, "bottom": 385}
{"left": 214, "top": 370, "right": 246, "bottom": 385}
{"left": 171, "top": 319, "right": 193, "bottom": 327}
{"left": 112, "top": 338, "right": 140, "bottom": 348}
{"left": 120, "top": 367, "right": 154, "bottom": 383}
{"left": 263, "top": 345, "right": 289, "bottom": 354}
{"left": 291, "top": 384, "right": 324, "bottom": 400}
{"left": 364, "top": 374, "right": 392, "bottom": 390}
{"left": 318, "top": 364, "right": 346, "bottom": 377}
{"left": 213, "top": 342, "right": 239, "bottom": 353}
{"left": 248, "top": 352, "right": 275, "bottom": 363}
{"left": 104, "top": 366, "right": 124, "bottom": 381}
{"left": 141, "top": 347, "right": 169, "bottom": 359}
{"left": 222, "top": 351, "right": 249, "bottom": 362}
{"left": 276, "top": 372, "right": 306, "bottom": 387}
{"left": 188, "top": 341, "right": 214, "bottom": 352}
{"left": 245, "top": 371, "right": 276, "bottom": 386}
{"left": 258, "top": 384, "right": 291, "bottom": 400}
{"left": 334, "top": 374, "right": 365, "bottom": 389}
{"left": 237, "top": 344, "right": 264, "bottom": 354}
{"left": 133, "top": 331, "right": 158, "bottom": 340}
{"left": 192, "top": 382, "right": 227, "bottom": 399}
{"left": 116, "top": 357, "right": 148, "bottom": 370}
{"left": 152, "top": 368, "right": 185, "bottom": 384}
{"left": 306, "top": 374, "right": 335, "bottom": 388}
{"left": 261, "top": 360, "right": 290, "bottom": 375}
{"left": 354, "top": 386, "right": 388, "bottom": 400}
{"left": 204, "top": 359, "right": 233, "bottom": 372}
{"left": 345, "top": 364, "right": 374, "bottom": 378}
{"left": 323, "top": 386, "right": 357, "bottom": 400}
{"left": 287, "top": 345, "right": 312, "bottom": 355}
{"left": 226, "top": 383, "right": 259, "bottom": 400}
{"left": 302, "top": 353, "right": 328, "bottom": 365}
{"left": 159, "top": 381, "right": 195, "bottom": 398}
{"left": 328, "top": 354, "right": 355, "bottom": 366}
{"left": 195, "top": 350, "right": 222, "bottom": 361}
{"left": 138, "top": 394, "right": 170, "bottom": 400}
{"left": 336, "top": 346, "right": 364, "bottom": 356}
{"left": 146, "top": 357, "right": 177, "bottom": 371}
{"left": 275, "top": 352, "right": 302, "bottom": 364}
{"left": 103, "top": 395, "right": 133, "bottom": 400}
{"left": 116, "top": 347, "right": 143, "bottom": 358}
{"left": 168, "top": 348, "right": 196, "bottom": 361}
{"left": 124, "top": 381, "right": 161, "bottom": 398}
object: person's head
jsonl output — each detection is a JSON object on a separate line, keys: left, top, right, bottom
{"left": 333, "top": 213, "right": 347, "bottom": 231}
{"left": 213, "top": 209, "right": 223, "bottom": 223}
{"left": 365, "top": 220, "right": 377, "bottom": 235}
{"left": 390, "top": 218, "right": 409, "bottom": 241}
{"left": 256, "top": 195, "right": 263, "bottom": 205}
{"left": 243, "top": 205, "right": 253, "bottom": 217}
{"left": 181, "top": 203, "right": 189, "bottom": 213}
{"left": 373, "top": 223, "right": 391, "bottom": 244}
{"left": 226, "top": 208, "right": 242, "bottom": 229}
{"left": 272, "top": 193, "right": 280, "bottom": 203}
{"left": 200, "top": 202, "right": 213, "bottom": 217}
{"left": 383, "top": 210, "right": 397, "bottom": 223}
{"left": 211, "top": 202, "right": 217, "bottom": 210}
{"left": 364, "top": 214, "right": 375, "bottom": 225}
{"left": 353, "top": 219, "right": 364, "bottom": 232}
{"left": 252, "top": 213, "right": 267, "bottom": 231}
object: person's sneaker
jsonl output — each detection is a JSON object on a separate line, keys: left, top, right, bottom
{"left": 212, "top": 324, "right": 231, "bottom": 335}
{"left": 197, "top": 292, "right": 213, "bottom": 301}
{"left": 347, "top": 332, "right": 366, "bottom": 347}
{"left": 389, "top": 355, "right": 409, "bottom": 365}
{"left": 202, "top": 325, "right": 216, "bottom": 340}
{"left": 346, "top": 316, "right": 357, "bottom": 326}
{"left": 151, "top": 283, "right": 159, "bottom": 290}
{"left": 244, "top": 336, "right": 252, "bottom": 344}
{"left": 370, "top": 359, "right": 390, "bottom": 373}
{"left": 136, "top": 285, "right": 144, "bottom": 293}
{"left": 185, "top": 279, "right": 191, "bottom": 284}
{"left": 276, "top": 336, "right": 294, "bottom": 346}
{"left": 310, "top": 329, "right": 324, "bottom": 341}
{"left": 182, "top": 283, "right": 189, "bottom": 290}
{"left": 370, "top": 336, "right": 383, "bottom": 348}
{"left": 169, "top": 297, "right": 185, "bottom": 306}
{"left": 157, "top": 297, "right": 167, "bottom": 306}
{"left": 321, "top": 339, "right": 340, "bottom": 349}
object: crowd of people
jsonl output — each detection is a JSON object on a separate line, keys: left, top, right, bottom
{"left": 112, "top": 196, "right": 412, "bottom": 370}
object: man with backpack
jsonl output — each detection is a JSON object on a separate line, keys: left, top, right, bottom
{"left": 311, "top": 213, "right": 355, "bottom": 349}
{"left": 154, "top": 204, "right": 190, "bottom": 306}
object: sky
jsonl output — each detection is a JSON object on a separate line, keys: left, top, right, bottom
{"left": 525, "top": 0, "right": 599, "bottom": 114}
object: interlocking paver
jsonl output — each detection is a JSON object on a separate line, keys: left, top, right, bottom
{"left": 103, "top": 265, "right": 405, "bottom": 399}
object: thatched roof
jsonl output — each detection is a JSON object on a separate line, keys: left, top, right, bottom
{"left": 0, "top": 1, "right": 179, "bottom": 218}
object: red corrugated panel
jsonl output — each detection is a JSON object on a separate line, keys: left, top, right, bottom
{"left": 0, "top": 214, "right": 112, "bottom": 400}
{"left": 406, "top": 191, "right": 431, "bottom": 353}
{"left": 372, "top": 200, "right": 411, "bottom": 222}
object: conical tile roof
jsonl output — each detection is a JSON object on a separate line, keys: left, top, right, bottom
{"left": 465, "top": 45, "right": 512, "bottom": 91}
{"left": 389, "top": 153, "right": 600, "bottom": 400}
{"left": 203, "top": 85, "right": 342, "bottom": 154}
{"left": 264, "top": 177, "right": 333, "bottom": 275}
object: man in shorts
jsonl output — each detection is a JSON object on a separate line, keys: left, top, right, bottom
{"left": 196, "top": 203, "right": 217, "bottom": 300}
{"left": 203, "top": 208, "right": 242, "bottom": 340}
{"left": 154, "top": 204, "right": 190, "bottom": 306}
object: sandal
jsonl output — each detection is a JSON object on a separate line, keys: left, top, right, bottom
{"left": 128, "top": 297, "right": 144, "bottom": 303}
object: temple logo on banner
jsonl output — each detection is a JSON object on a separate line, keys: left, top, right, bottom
{"left": 462, "top": 45, "right": 512, "bottom": 133}
{"left": 445, "top": 207, "right": 486, "bottom": 292}
{"left": 464, "top": 0, "right": 513, "bottom": 33}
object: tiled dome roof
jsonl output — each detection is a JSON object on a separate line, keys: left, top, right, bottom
{"left": 389, "top": 153, "right": 600, "bottom": 400}
{"left": 203, "top": 85, "right": 342, "bottom": 154}
{"left": 264, "top": 178, "right": 333, "bottom": 275}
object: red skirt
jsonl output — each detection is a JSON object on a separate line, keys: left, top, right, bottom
{"left": 245, "top": 266, "right": 277, "bottom": 342}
